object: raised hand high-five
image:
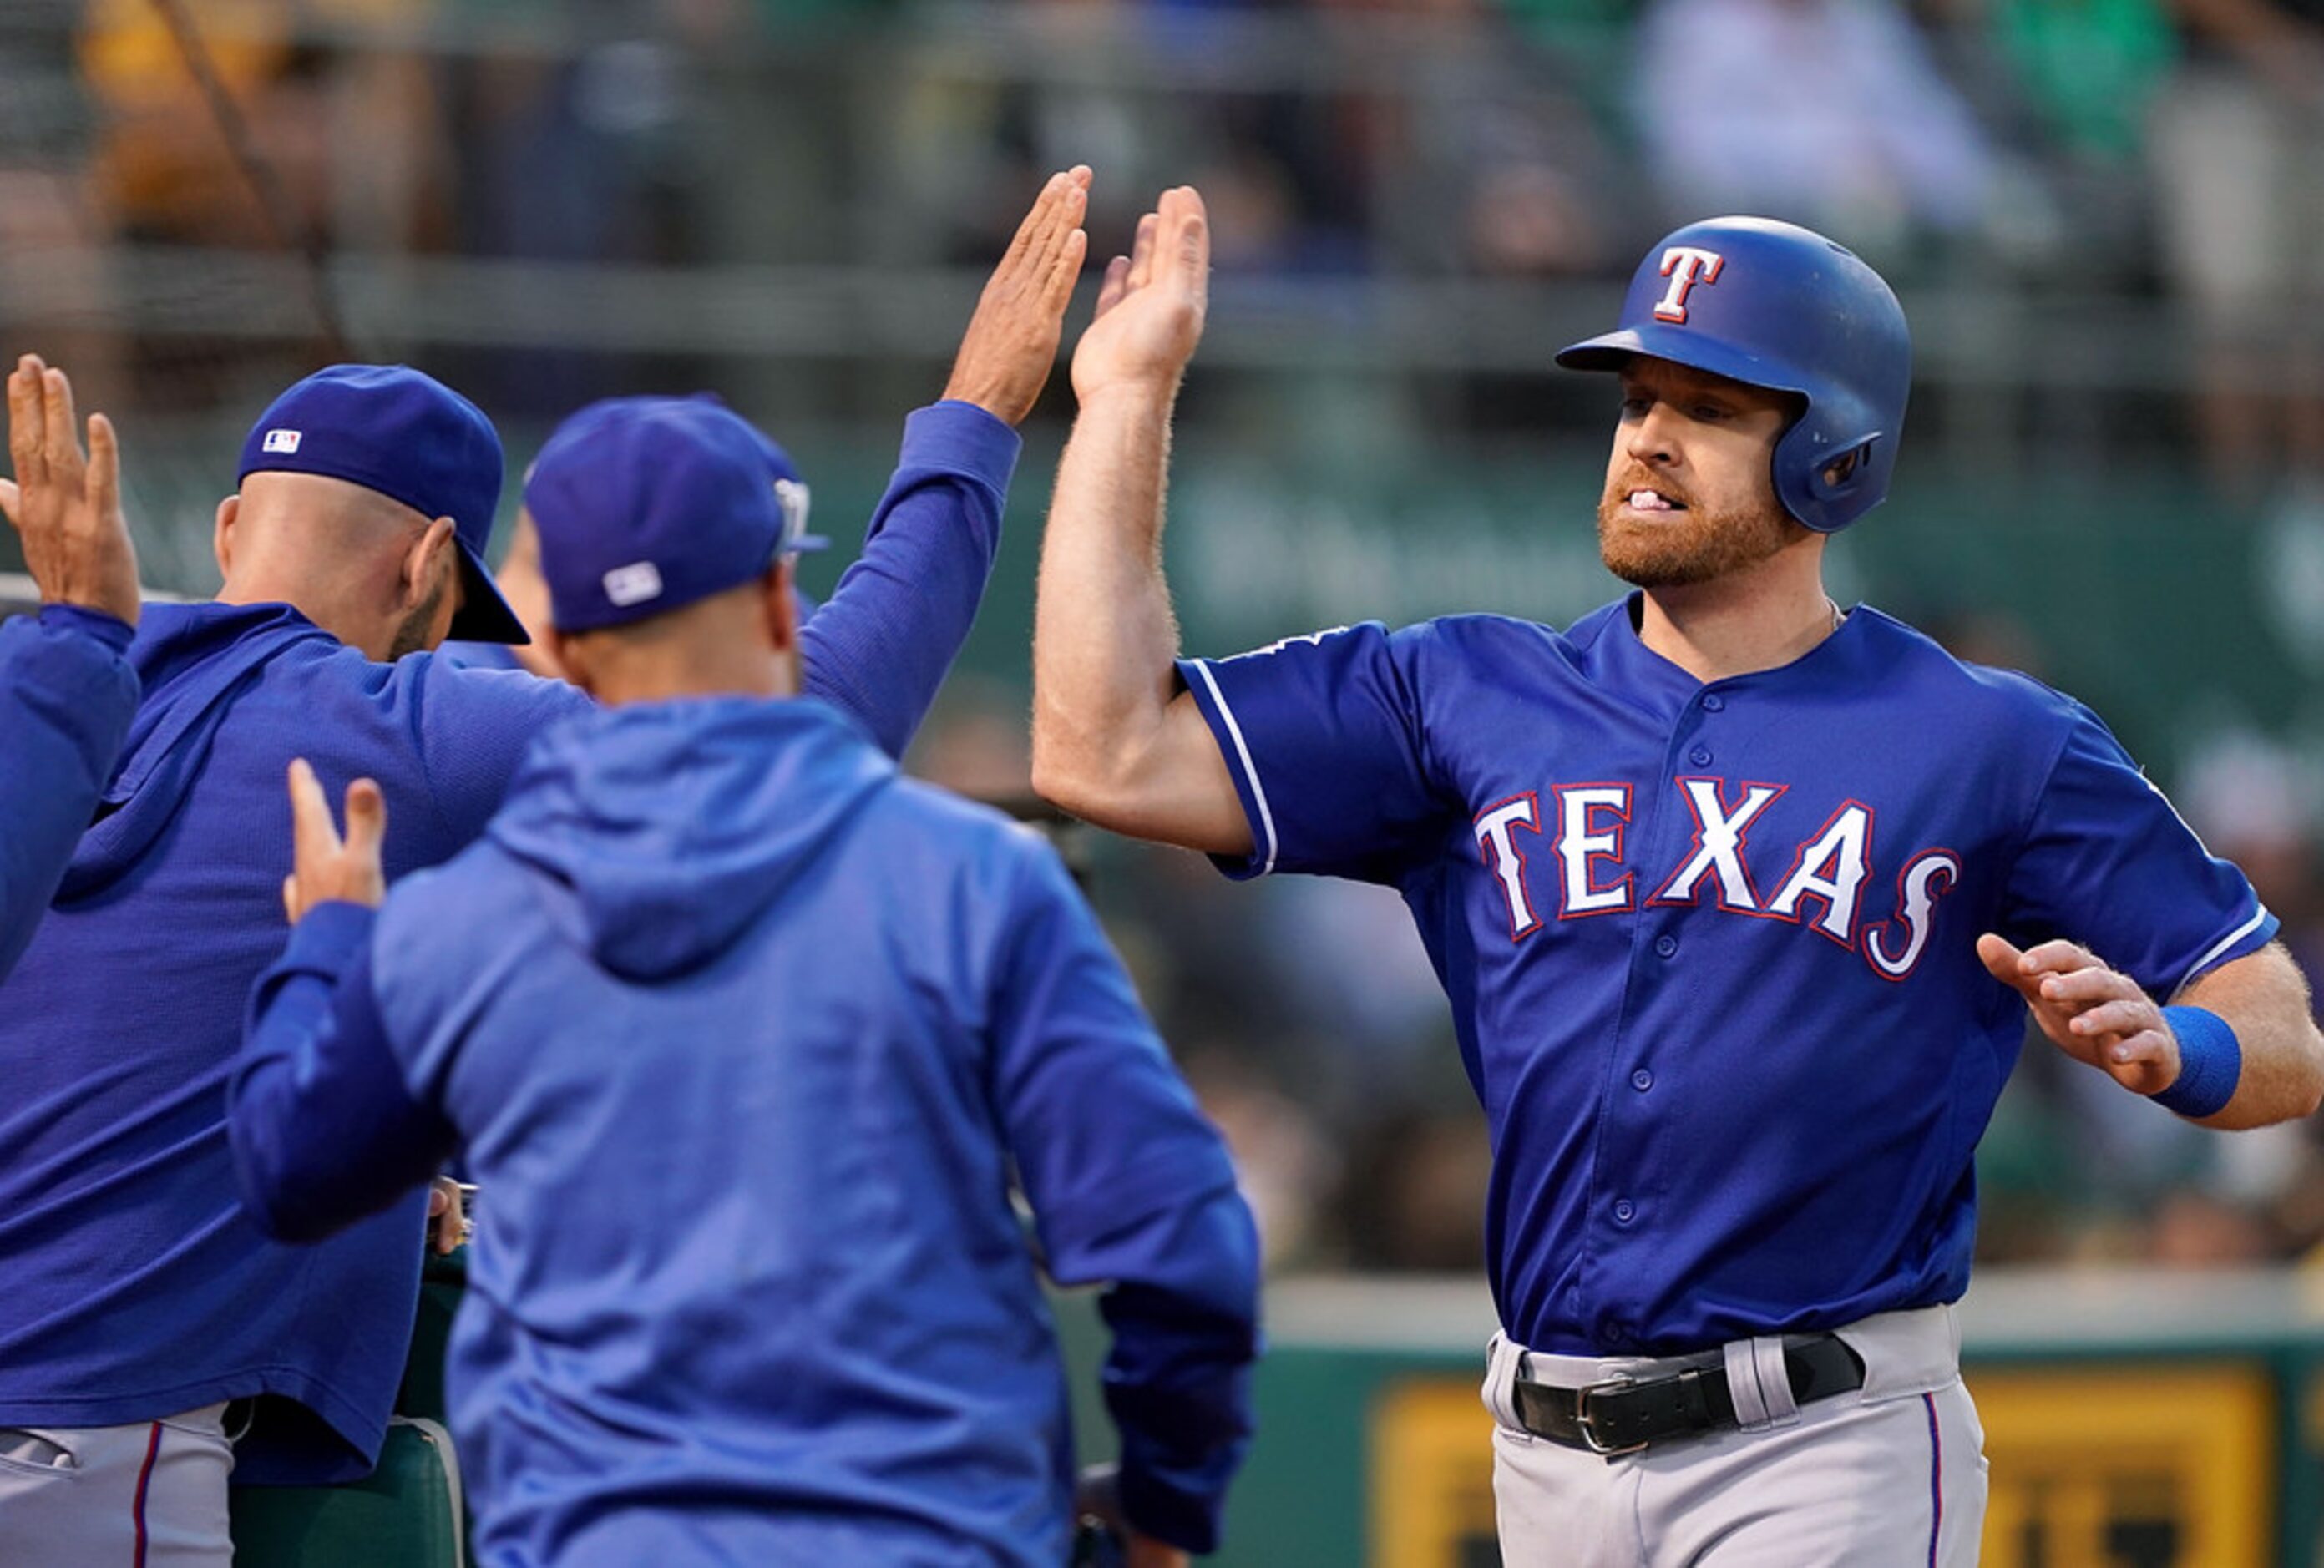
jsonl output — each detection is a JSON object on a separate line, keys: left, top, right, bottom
{"left": 1071, "top": 186, "right": 1209, "bottom": 404}
{"left": 0, "top": 353, "right": 142, "bottom": 625}
{"left": 943, "top": 166, "right": 1093, "bottom": 427}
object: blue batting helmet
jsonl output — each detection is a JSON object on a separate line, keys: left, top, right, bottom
{"left": 1557, "top": 216, "right": 1911, "bottom": 534}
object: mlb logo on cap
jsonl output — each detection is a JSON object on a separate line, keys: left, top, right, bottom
{"left": 603, "top": 561, "right": 665, "bottom": 608}
{"left": 261, "top": 428, "right": 303, "bottom": 454}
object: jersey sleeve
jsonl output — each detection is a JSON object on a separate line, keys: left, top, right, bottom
{"left": 799, "top": 401, "right": 1015, "bottom": 759}
{"left": 1177, "top": 620, "right": 1448, "bottom": 883}
{"left": 229, "top": 901, "right": 459, "bottom": 1242}
{"left": 986, "top": 842, "right": 1258, "bottom": 1555}
{"left": 0, "top": 606, "right": 139, "bottom": 979}
{"left": 2000, "top": 705, "right": 2277, "bottom": 997}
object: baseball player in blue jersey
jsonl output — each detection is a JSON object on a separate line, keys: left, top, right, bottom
{"left": 229, "top": 395, "right": 1258, "bottom": 1568}
{"left": 0, "top": 355, "right": 140, "bottom": 979}
{"left": 1030, "top": 189, "right": 2324, "bottom": 1562}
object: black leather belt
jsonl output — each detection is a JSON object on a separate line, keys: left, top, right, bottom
{"left": 1511, "top": 1333, "right": 1865, "bottom": 1457}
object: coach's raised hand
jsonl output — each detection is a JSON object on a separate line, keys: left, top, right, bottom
{"left": 941, "top": 166, "right": 1092, "bottom": 426}
{"left": 0, "top": 353, "right": 142, "bottom": 626}
{"left": 281, "top": 760, "right": 387, "bottom": 923}
{"left": 1071, "top": 186, "right": 1209, "bottom": 402}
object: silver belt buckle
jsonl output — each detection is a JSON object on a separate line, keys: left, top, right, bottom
{"left": 1574, "top": 1374, "right": 1648, "bottom": 1456}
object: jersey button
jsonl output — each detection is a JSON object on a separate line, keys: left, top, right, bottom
{"left": 1688, "top": 746, "right": 1713, "bottom": 766}
{"left": 1654, "top": 934, "right": 1678, "bottom": 959}
{"left": 1631, "top": 1068, "right": 1653, "bottom": 1091}
{"left": 1700, "top": 693, "right": 1725, "bottom": 711}
{"left": 1613, "top": 1199, "right": 1635, "bottom": 1224}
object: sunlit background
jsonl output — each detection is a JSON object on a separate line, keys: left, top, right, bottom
{"left": 8, "top": 1, "right": 2324, "bottom": 1560}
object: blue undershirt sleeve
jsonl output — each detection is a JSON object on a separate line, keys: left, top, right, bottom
{"left": 230, "top": 901, "right": 460, "bottom": 1242}
{"left": 800, "top": 401, "right": 1016, "bottom": 759}
{"left": 986, "top": 844, "right": 1260, "bottom": 1556}
{"left": 0, "top": 606, "right": 139, "bottom": 979}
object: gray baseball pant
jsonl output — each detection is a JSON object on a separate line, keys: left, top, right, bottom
{"left": 1482, "top": 1305, "right": 1987, "bottom": 1565}
{"left": 0, "top": 1401, "right": 234, "bottom": 1565}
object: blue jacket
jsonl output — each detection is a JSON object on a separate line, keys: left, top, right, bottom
{"left": 231, "top": 698, "right": 1260, "bottom": 1564}
{"left": 0, "top": 606, "right": 139, "bottom": 977}
{"left": 0, "top": 402, "right": 1015, "bottom": 1482}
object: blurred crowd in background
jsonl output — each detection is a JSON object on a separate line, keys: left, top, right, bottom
{"left": 8, "top": 0, "right": 2324, "bottom": 1282}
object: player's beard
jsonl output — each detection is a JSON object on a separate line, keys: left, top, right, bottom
{"left": 1596, "top": 474, "right": 1798, "bottom": 589}
{"left": 387, "top": 578, "right": 449, "bottom": 660}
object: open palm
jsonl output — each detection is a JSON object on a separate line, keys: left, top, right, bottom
{"left": 1071, "top": 186, "right": 1211, "bottom": 402}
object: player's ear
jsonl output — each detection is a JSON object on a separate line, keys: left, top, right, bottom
{"left": 213, "top": 494, "right": 240, "bottom": 576}
{"left": 403, "top": 516, "right": 458, "bottom": 606}
{"left": 550, "top": 626, "right": 599, "bottom": 698}
{"left": 762, "top": 559, "right": 799, "bottom": 656}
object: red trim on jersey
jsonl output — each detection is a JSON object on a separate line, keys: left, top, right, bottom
{"left": 1474, "top": 791, "right": 1545, "bottom": 941}
{"left": 1864, "top": 848, "right": 1962, "bottom": 983}
{"left": 1551, "top": 783, "right": 1634, "bottom": 919}
{"left": 1767, "top": 799, "right": 1876, "bottom": 950}
{"left": 1646, "top": 776, "right": 1788, "bottom": 912}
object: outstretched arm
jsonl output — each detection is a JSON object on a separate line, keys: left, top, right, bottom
{"left": 0, "top": 355, "right": 142, "bottom": 978}
{"left": 1030, "top": 186, "right": 1250, "bottom": 854}
{"left": 230, "top": 763, "right": 457, "bottom": 1242}
{"left": 1978, "top": 934, "right": 2324, "bottom": 1129}
{"left": 801, "top": 169, "right": 1089, "bottom": 758}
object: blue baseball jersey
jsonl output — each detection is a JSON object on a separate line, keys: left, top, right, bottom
{"left": 1180, "top": 594, "right": 2275, "bottom": 1356}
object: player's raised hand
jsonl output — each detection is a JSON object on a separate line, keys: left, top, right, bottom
{"left": 0, "top": 353, "right": 142, "bottom": 626}
{"left": 1977, "top": 933, "right": 2182, "bottom": 1095}
{"left": 942, "top": 166, "right": 1092, "bottom": 427}
{"left": 1071, "top": 185, "right": 1210, "bottom": 403}
{"left": 282, "top": 759, "right": 388, "bottom": 923}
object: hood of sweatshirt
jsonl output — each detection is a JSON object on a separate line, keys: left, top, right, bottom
{"left": 59, "top": 601, "right": 338, "bottom": 900}
{"left": 487, "top": 695, "right": 890, "bottom": 980}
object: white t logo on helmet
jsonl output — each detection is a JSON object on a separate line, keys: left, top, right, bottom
{"left": 1653, "top": 246, "right": 1726, "bottom": 324}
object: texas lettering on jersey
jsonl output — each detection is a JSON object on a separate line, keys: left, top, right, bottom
{"left": 1472, "top": 779, "right": 1961, "bottom": 981}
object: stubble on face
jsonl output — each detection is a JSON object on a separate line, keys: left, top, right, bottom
{"left": 1595, "top": 475, "right": 1798, "bottom": 589}
{"left": 387, "top": 576, "right": 450, "bottom": 660}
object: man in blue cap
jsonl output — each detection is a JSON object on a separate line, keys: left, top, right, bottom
{"left": 228, "top": 392, "right": 1259, "bottom": 1568}
{"left": 0, "top": 354, "right": 141, "bottom": 979}
{"left": 0, "top": 169, "right": 1091, "bottom": 1561}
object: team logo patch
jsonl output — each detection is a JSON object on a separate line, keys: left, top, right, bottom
{"left": 261, "top": 428, "right": 303, "bottom": 454}
{"left": 603, "top": 561, "right": 665, "bottom": 608}
{"left": 1653, "top": 246, "right": 1725, "bottom": 324}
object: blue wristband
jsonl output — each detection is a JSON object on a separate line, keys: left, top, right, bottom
{"left": 2152, "top": 1005, "right": 2240, "bottom": 1119}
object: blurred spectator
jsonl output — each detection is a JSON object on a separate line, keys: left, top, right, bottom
{"left": 1182, "top": 1047, "right": 1340, "bottom": 1270}
{"left": 1633, "top": 0, "right": 1996, "bottom": 254}
{"left": 2149, "top": 0, "right": 2324, "bottom": 492}
{"left": 0, "top": 2, "right": 124, "bottom": 415}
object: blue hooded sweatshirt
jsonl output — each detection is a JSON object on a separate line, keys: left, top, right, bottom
{"left": 230, "top": 697, "right": 1260, "bottom": 1564}
{"left": 0, "top": 402, "right": 1015, "bottom": 1481}
{"left": 0, "top": 606, "right": 139, "bottom": 979}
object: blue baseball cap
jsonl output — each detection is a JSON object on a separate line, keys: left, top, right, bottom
{"left": 524, "top": 395, "right": 825, "bottom": 635}
{"left": 238, "top": 364, "right": 528, "bottom": 644}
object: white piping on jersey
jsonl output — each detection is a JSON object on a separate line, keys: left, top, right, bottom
{"left": 2171, "top": 902, "right": 2274, "bottom": 1000}
{"left": 1190, "top": 659, "right": 1278, "bottom": 877}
